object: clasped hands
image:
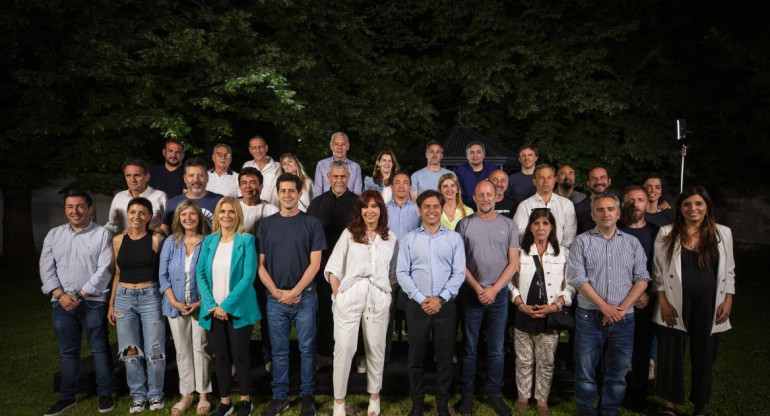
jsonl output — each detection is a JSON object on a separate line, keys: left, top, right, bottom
{"left": 273, "top": 288, "right": 302, "bottom": 306}
{"left": 421, "top": 297, "right": 443, "bottom": 315}
{"left": 518, "top": 303, "right": 559, "bottom": 319}
{"left": 476, "top": 287, "right": 498, "bottom": 305}
{"left": 599, "top": 303, "right": 627, "bottom": 326}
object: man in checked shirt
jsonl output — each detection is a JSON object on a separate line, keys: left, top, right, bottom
{"left": 568, "top": 192, "right": 651, "bottom": 416}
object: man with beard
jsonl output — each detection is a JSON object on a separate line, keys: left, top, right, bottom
{"left": 454, "top": 142, "right": 499, "bottom": 209}
{"left": 160, "top": 157, "right": 223, "bottom": 234}
{"left": 618, "top": 186, "right": 660, "bottom": 413}
{"left": 455, "top": 181, "right": 519, "bottom": 416}
{"left": 149, "top": 138, "right": 186, "bottom": 198}
{"left": 555, "top": 165, "right": 587, "bottom": 204}
{"left": 489, "top": 169, "right": 517, "bottom": 219}
{"left": 574, "top": 166, "right": 613, "bottom": 234}
{"left": 513, "top": 164, "right": 577, "bottom": 248}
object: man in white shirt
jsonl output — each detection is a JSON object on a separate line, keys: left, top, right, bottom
{"left": 242, "top": 135, "right": 280, "bottom": 205}
{"left": 239, "top": 167, "right": 279, "bottom": 234}
{"left": 513, "top": 164, "right": 577, "bottom": 248}
{"left": 206, "top": 143, "right": 239, "bottom": 197}
{"left": 105, "top": 159, "right": 167, "bottom": 234}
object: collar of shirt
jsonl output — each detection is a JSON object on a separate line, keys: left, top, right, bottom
{"left": 417, "top": 224, "right": 448, "bottom": 236}
{"left": 208, "top": 168, "right": 234, "bottom": 176}
{"left": 588, "top": 226, "right": 624, "bottom": 239}
{"left": 68, "top": 220, "right": 96, "bottom": 235}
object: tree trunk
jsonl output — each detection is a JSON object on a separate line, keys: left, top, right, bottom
{"left": 0, "top": 184, "right": 38, "bottom": 274}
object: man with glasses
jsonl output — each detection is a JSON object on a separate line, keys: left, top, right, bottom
{"left": 206, "top": 143, "right": 240, "bottom": 197}
{"left": 243, "top": 135, "right": 280, "bottom": 205}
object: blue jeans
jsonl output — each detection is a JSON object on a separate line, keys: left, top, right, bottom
{"left": 114, "top": 284, "right": 166, "bottom": 401}
{"left": 574, "top": 307, "right": 635, "bottom": 416}
{"left": 52, "top": 300, "right": 113, "bottom": 400}
{"left": 266, "top": 292, "right": 317, "bottom": 399}
{"left": 460, "top": 289, "right": 508, "bottom": 398}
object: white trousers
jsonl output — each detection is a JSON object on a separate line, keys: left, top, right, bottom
{"left": 167, "top": 313, "right": 213, "bottom": 395}
{"left": 332, "top": 279, "right": 391, "bottom": 399}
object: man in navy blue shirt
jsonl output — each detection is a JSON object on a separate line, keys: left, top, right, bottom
{"left": 454, "top": 141, "right": 498, "bottom": 209}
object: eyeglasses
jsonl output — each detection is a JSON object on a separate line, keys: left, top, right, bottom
{"left": 215, "top": 152, "right": 231, "bottom": 158}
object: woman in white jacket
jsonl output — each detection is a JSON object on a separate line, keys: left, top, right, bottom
{"left": 510, "top": 208, "right": 574, "bottom": 416}
{"left": 325, "top": 190, "right": 398, "bottom": 416}
{"left": 653, "top": 186, "right": 735, "bottom": 416}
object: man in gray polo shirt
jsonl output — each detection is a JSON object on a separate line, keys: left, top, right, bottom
{"left": 455, "top": 180, "right": 520, "bottom": 416}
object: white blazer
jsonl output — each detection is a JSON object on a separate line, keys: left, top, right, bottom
{"left": 511, "top": 243, "right": 574, "bottom": 306}
{"left": 652, "top": 224, "right": 736, "bottom": 334}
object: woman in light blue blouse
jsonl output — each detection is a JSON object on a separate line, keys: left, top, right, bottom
{"left": 364, "top": 150, "right": 400, "bottom": 203}
{"left": 158, "top": 200, "right": 212, "bottom": 415}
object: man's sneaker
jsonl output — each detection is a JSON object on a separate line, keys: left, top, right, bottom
{"left": 260, "top": 399, "right": 289, "bottom": 416}
{"left": 98, "top": 396, "right": 115, "bottom": 413}
{"left": 356, "top": 356, "right": 367, "bottom": 374}
{"left": 129, "top": 400, "right": 146, "bottom": 414}
{"left": 236, "top": 400, "right": 253, "bottom": 416}
{"left": 456, "top": 396, "right": 474, "bottom": 416}
{"left": 300, "top": 395, "right": 316, "bottom": 416}
{"left": 408, "top": 402, "right": 424, "bottom": 416}
{"left": 148, "top": 398, "right": 164, "bottom": 411}
{"left": 213, "top": 402, "right": 234, "bottom": 416}
{"left": 487, "top": 397, "right": 512, "bottom": 416}
{"left": 436, "top": 402, "right": 451, "bottom": 416}
{"left": 44, "top": 399, "right": 76, "bottom": 416}
{"left": 265, "top": 360, "right": 273, "bottom": 373}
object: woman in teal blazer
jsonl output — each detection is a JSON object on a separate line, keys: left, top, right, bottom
{"left": 196, "top": 196, "right": 260, "bottom": 415}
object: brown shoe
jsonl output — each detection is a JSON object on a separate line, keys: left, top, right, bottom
{"left": 536, "top": 405, "right": 551, "bottom": 416}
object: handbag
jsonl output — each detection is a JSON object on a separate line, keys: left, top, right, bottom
{"left": 532, "top": 255, "right": 575, "bottom": 331}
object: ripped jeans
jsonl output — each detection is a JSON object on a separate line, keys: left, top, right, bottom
{"left": 114, "top": 283, "right": 166, "bottom": 401}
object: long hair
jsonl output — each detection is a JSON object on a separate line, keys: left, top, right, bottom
{"left": 171, "top": 200, "right": 210, "bottom": 245}
{"left": 438, "top": 173, "right": 470, "bottom": 220}
{"left": 212, "top": 196, "right": 245, "bottom": 234}
{"left": 126, "top": 197, "right": 153, "bottom": 232}
{"left": 278, "top": 153, "right": 310, "bottom": 188}
{"left": 520, "top": 208, "right": 561, "bottom": 257}
{"left": 348, "top": 190, "right": 390, "bottom": 244}
{"left": 665, "top": 186, "right": 719, "bottom": 269}
{"left": 371, "top": 150, "right": 401, "bottom": 187}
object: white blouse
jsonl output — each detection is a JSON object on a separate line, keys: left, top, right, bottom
{"left": 212, "top": 241, "right": 234, "bottom": 305}
{"left": 324, "top": 228, "right": 398, "bottom": 294}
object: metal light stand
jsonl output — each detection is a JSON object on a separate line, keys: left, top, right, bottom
{"left": 676, "top": 119, "right": 689, "bottom": 194}
{"left": 679, "top": 142, "right": 687, "bottom": 194}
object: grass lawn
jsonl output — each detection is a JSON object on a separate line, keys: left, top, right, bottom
{"left": 2, "top": 245, "right": 768, "bottom": 416}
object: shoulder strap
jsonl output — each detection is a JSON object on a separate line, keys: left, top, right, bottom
{"left": 532, "top": 255, "right": 548, "bottom": 302}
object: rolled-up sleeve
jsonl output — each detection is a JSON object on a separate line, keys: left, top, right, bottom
{"left": 82, "top": 228, "right": 113, "bottom": 296}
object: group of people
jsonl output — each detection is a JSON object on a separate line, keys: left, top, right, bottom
{"left": 40, "top": 133, "right": 735, "bottom": 416}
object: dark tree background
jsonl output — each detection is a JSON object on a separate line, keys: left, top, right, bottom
{"left": 1, "top": 0, "right": 767, "bottom": 270}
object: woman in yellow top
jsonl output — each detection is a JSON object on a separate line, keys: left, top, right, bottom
{"left": 438, "top": 173, "right": 473, "bottom": 230}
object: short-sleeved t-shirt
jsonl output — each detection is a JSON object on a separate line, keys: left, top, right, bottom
{"left": 455, "top": 214, "right": 519, "bottom": 288}
{"left": 619, "top": 222, "right": 659, "bottom": 273}
{"left": 410, "top": 167, "right": 453, "bottom": 195}
{"left": 507, "top": 171, "right": 536, "bottom": 204}
{"left": 257, "top": 212, "right": 327, "bottom": 290}
{"left": 162, "top": 192, "right": 223, "bottom": 226}
{"left": 149, "top": 164, "right": 186, "bottom": 199}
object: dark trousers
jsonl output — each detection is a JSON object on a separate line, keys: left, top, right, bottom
{"left": 626, "top": 299, "right": 657, "bottom": 407}
{"left": 210, "top": 318, "right": 253, "bottom": 397}
{"left": 656, "top": 325, "right": 719, "bottom": 409}
{"left": 406, "top": 299, "right": 457, "bottom": 406}
{"left": 255, "top": 279, "right": 271, "bottom": 363}
{"left": 316, "top": 275, "right": 335, "bottom": 357}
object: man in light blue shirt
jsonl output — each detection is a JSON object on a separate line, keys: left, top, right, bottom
{"left": 386, "top": 173, "right": 421, "bottom": 240}
{"left": 410, "top": 140, "right": 453, "bottom": 201}
{"left": 313, "top": 131, "right": 362, "bottom": 197}
{"left": 39, "top": 191, "right": 114, "bottom": 415}
{"left": 397, "top": 190, "right": 465, "bottom": 416}
{"left": 568, "top": 192, "right": 650, "bottom": 416}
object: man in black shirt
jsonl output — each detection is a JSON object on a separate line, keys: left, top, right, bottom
{"left": 618, "top": 185, "right": 660, "bottom": 413}
{"left": 148, "top": 138, "right": 186, "bottom": 198}
{"left": 575, "top": 165, "right": 613, "bottom": 234}
{"left": 307, "top": 160, "right": 358, "bottom": 367}
{"left": 490, "top": 169, "right": 517, "bottom": 219}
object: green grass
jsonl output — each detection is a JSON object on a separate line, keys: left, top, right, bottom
{"left": 2, "top": 246, "right": 769, "bottom": 416}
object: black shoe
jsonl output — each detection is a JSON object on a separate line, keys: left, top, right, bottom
{"left": 299, "top": 395, "right": 316, "bottom": 416}
{"left": 456, "top": 396, "right": 474, "bottom": 416}
{"left": 236, "top": 400, "right": 253, "bottom": 416}
{"left": 260, "top": 399, "right": 288, "bottom": 416}
{"left": 487, "top": 397, "right": 512, "bottom": 416}
{"left": 409, "top": 402, "right": 424, "bottom": 416}
{"left": 437, "top": 403, "right": 452, "bottom": 416}
{"left": 98, "top": 396, "right": 115, "bottom": 413}
{"left": 45, "top": 399, "right": 76, "bottom": 416}
{"left": 213, "top": 402, "right": 234, "bottom": 416}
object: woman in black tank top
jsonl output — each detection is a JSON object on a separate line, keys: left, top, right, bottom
{"left": 107, "top": 197, "right": 166, "bottom": 413}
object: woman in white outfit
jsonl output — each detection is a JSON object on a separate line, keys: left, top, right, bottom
{"left": 510, "top": 208, "right": 574, "bottom": 416}
{"left": 325, "top": 190, "right": 398, "bottom": 416}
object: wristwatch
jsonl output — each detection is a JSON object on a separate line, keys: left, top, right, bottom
{"left": 74, "top": 291, "right": 84, "bottom": 301}
{"left": 439, "top": 297, "right": 446, "bottom": 305}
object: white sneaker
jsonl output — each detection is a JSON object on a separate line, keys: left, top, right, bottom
{"left": 265, "top": 360, "right": 272, "bottom": 373}
{"left": 333, "top": 401, "right": 346, "bottom": 416}
{"left": 356, "top": 356, "right": 367, "bottom": 374}
{"left": 129, "top": 400, "right": 146, "bottom": 414}
{"left": 148, "top": 398, "right": 164, "bottom": 411}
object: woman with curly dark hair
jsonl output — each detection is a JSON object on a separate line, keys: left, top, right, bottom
{"left": 324, "top": 190, "right": 398, "bottom": 416}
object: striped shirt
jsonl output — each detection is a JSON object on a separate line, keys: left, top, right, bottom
{"left": 567, "top": 227, "right": 650, "bottom": 311}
